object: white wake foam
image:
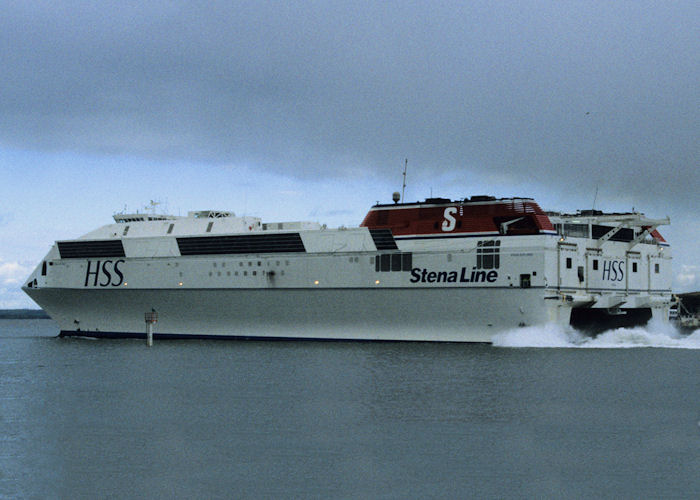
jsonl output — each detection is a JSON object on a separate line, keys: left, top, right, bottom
{"left": 492, "top": 321, "right": 700, "bottom": 349}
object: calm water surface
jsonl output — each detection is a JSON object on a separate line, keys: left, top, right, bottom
{"left": 1, "top": 319, "right": 698, "bottom": 499}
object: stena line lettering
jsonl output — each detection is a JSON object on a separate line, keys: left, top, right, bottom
{"left": 410, "top": 267, "right": 498, "bottom": 284}
{"left": 602, "top": 260, "right": 625, "bottom": 281}
{"left": 84, "top": 259, "right": 125, "bottom": 287}
{"left": 441, "top": 207, "right": 457, "bottom": 231}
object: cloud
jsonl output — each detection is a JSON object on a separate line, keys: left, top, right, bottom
{"left": 0, "top": 257, "right": 37, "bottom": 309}
{"left": 0, "top": 258, "right": 35, "bottom": 308}
{"left": 0, "top": 259, "right": 33, "bottom": 286}
{"left": 0, "top": 1, "right": 697, "bottom": 211}
{"left": 676, "top": 265, "right": 700, "bottom": 293}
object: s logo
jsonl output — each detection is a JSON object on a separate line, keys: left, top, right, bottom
{"left": 442, "top": 207, "right": 457, "bottom": 232}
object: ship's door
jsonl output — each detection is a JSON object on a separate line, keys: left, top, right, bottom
{"left": 648, "top": 254, "right": 667, "bottom": 292}
{"left": 557, "top": 242, "right": 578, "bottom": 290}
{"left": 585, "top": 252, "right": 601, "bottom": 293}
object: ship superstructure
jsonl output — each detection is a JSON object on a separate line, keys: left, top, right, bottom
{"left": 22, "top": 196, "right": 672, "bottom": 341}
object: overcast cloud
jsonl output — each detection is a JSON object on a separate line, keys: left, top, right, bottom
{"left": 2, "top": 1, "right": 697, "bottom": 196}
{"left": 0, "top": 1, "right": 698, "bottom": 302}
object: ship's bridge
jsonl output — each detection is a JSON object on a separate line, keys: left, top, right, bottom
{"left": 187, "top": 210, "right": 234, "bottom": 219}
{"left": 113, "top": 213, "right": 180, "bottom": 223}
{"left": 547, "top": 211, "right": 669, "bottom": 248}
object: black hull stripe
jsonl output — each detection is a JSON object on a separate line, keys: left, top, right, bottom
{"left": 58, "top": 330, "right": 490, "bottom": 343}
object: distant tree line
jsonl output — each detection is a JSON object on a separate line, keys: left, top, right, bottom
{"left": 0, "top": 309, "right": 50, "bottom": 319}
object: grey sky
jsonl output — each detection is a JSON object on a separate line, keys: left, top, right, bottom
{"left": 2, "top": 1, "right": 697, "bottom": 197}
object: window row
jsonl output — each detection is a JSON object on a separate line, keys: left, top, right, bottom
{"left": 375, "top": 253, "right": 413, "bottom": 272}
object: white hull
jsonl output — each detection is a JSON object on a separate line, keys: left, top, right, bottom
{"left": 22, "top": 198, "right": 673, "bottom": 342}
{"left": 26, "top": 286, "right": 554, "bottom": 342}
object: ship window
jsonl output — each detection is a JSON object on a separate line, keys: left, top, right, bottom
{"left": 592, "top": 225, "right": 634, "bottom": 242}
{"left": 578, "top": 266, "right": 584, "bottom": 282}
{"left": 123, "top": 225, "right": 130, "bottom": 236}
{"left": 632, "top": 262, "right": 638, "bottom": 273}
{"left": 593, "top": 259, "right": 599, "bottom": 271}
{"left": 376, "top": 253, "right": 413, "bottom": 272}
{"left": 563, "top": 223, "right": 588, "bottom": 238}
{"left": 380, "top": 254, "right": 391, "bottom": 272}
{"left": 476, "top": 240, "right": 500, "bottom": 270}
{"left": 167, "top": 224, "right": 174, "bottom": 234}
{"left": 206, "top": 221, "right": 213, "bottom": 233}
{"left": 520, "top": 274, "right": 531, "bottom": 288}
{"left": 41, "top": 261, "right": 47, "bottom": 276}
{"left": 655, "top": 263, "right": 659, "bottom": 274}
{"left": 566, "top": 257, "right": 572, "bottom": 269}
{"left": 402, "top": 253, "right": 412, "bottom": 271}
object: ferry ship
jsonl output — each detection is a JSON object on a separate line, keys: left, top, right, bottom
{"left": 22, "top": 194, "right": 672, "bottom": 342}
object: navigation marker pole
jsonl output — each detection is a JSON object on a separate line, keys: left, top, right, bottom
{"left": 145, "top": 310, "right": 158, "bottom": 346}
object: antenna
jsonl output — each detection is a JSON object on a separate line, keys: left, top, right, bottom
{"left": 401, "top": 158, "right": 408, "bottom": 202}
{"left": 592, "top": 184, "right": 599, "bottom": 210}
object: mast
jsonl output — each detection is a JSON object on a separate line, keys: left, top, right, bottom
{"left": 401, "top": 158, "right": 407, "bottom": 202}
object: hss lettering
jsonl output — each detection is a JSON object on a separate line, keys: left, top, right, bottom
{"left": 84, "top": 259, "right": 125, "bottom": 287}
{"left": 602, "top": 260, "right": 624, "bottom": 281}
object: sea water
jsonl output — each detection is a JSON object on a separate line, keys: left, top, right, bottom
{"left": 1, "top": 319, "right": 698, "bottom": 499}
